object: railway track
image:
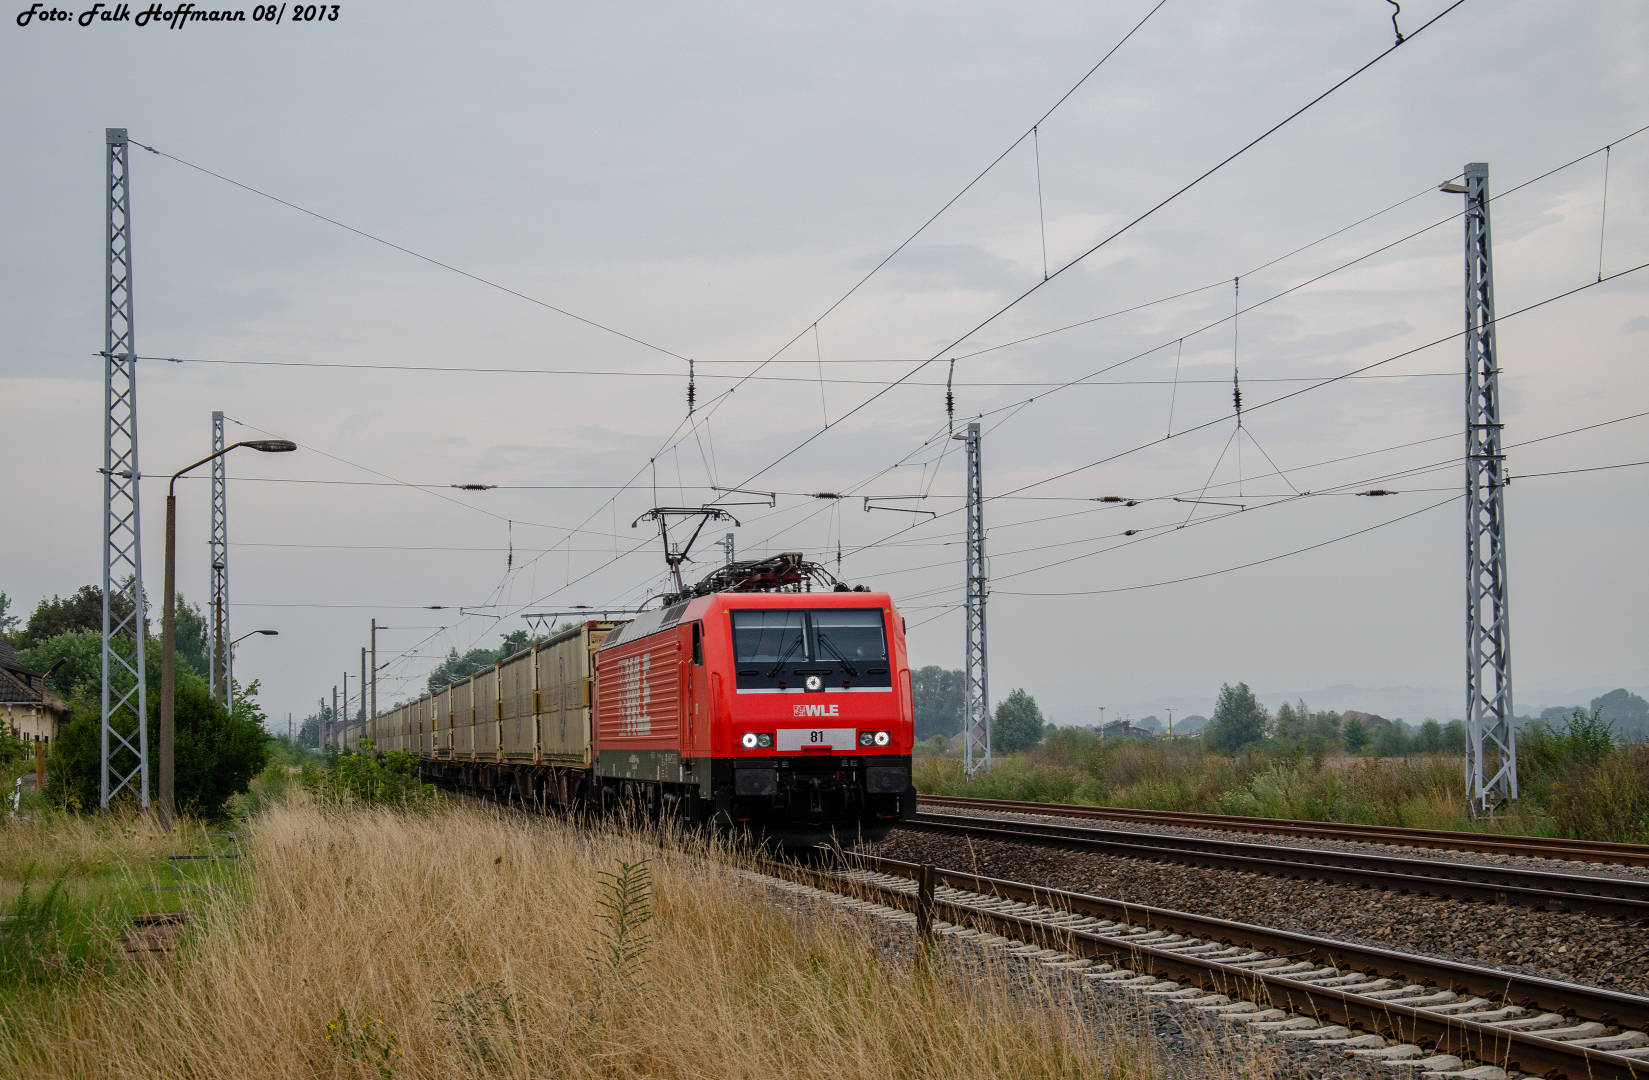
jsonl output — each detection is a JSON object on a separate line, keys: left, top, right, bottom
{"left": 920, "top": 795, "right": 1649, "bottom": 868}
{"left": 759, "top": 852, "right": 1649, "bottom": 1080}
{"left": 904, "top": 811, "right": 1649, "bottom": 922}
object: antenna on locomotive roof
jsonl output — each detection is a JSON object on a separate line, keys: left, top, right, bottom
{"left": 633, "top": 506, "right": 741, "bottom": 599}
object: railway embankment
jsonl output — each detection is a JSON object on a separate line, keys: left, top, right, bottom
{"left": 1, "top": 797, "right": 1145, "bottom": 1080}
{"left": 861, "top": 826, "right": 1649, "bottom": 997}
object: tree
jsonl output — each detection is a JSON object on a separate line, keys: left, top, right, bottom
{"left": 425, "top": 629, "right": 540, "bottom": 692}
{"left": 992, "top": 688, "right": 1045, "bottom": 753}
{"left": 1372, "top": 722, "right": 1412, "bottom": 757}
{"left": 911, "top": 666, "right": 964, "bottom": 739}
{"left": 1343, "top": 717, "right": 1370, "bottom": 752}
{"left": 1274, "top": 700, "right": 1305, "bottom": 742}
{"left": 1419, "top": 718, "right": 1443, "bottom": 753}
{"left": 17, "top": 585, "right": 133, "bottom": 649}
{"left": 172, "top": 594, "right": 211, "bottom": 681}
{"left": 0, "top": 591, "right": 19, "bottom": 636}
{"left": 297, "top": 709, "right": 327, "bottom": 749}
{"left": 20, "top": 629, "right": 105, "bottom": 697}
{"left": 1204, "top": 682, "right": 1268, "bottom": 752}
{"left": 1591, "top": 688, "right": 1649, "bottom": 741}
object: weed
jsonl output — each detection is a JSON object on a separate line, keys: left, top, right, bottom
{"left": 325, "top": 1007, "right": 401, "bottom": 1079}
{"left": 590, "top": 858, "right": 652, "bottom": 989}
{"left": 434, "top": 981, "right": 521, "bottom": 1078}
{"left": 301, "top": 741, "right": 439, "bottom": 810}
{"left": 0, "top": 868, "right": 71, "bottom": 981}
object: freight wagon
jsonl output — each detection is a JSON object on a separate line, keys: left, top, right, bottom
{"left": 365, "top": 555, "right": 917, "bottom": 845}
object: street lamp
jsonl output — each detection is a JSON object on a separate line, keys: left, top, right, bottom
{"left": 161, "top": 439, "right": 295, "bottom": 828}
{"left": 230, "top": 629, "right": 278, "bottom": 648}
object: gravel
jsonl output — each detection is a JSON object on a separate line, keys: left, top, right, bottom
{"left": 857, "top": 826, "right": 1649, "bottom": 997}
{"left": 927, "top": 803, "right": 1649, "bottom": 884}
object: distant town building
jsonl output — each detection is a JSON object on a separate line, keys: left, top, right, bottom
{"left": 0, "top": 640, "right": 67, "bottom": 745}
{"left": 1097, "top": 719, "right": 1154, "bottom": 741}
{"left": 1340, "top": 710, "right": 1392, "bottom": 729}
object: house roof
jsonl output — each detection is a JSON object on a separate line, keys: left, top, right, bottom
{"left": 0, "top": 664, "right": 42, "bottom": 705}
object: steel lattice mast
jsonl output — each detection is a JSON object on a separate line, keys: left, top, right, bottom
{"left": 961, "top": 421, "right": 990, "bottom": 775}
{"left": 209, "top": 411, "right": 231, "bottom": 710}
{"left": 100, "top": 127, "right": 149, "bottom": 808}
{"left": 1459, "top": 162, "right": 1516, "bottom": 814}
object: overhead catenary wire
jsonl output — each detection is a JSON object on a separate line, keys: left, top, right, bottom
{"left": 829, "top": 260, "right": 1649, "bottom": 573}
{"left": 129, "top": 142, "right": 692, "bottom": 363}
{"left": 710, "top": 117, "right": 1649, "bottom": 574}
{"left": 870, "top": 406, "right": 1649, "bottom": 594}
{"left": 708, "top": 5, "right": 1466, "bottom": 504}
{"left": 993, "top": 494, "right": 1461, "bottom": 597}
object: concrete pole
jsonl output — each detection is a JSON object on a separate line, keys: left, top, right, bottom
{"left": 159, "top": 492, "right": 176, "bottom": 829}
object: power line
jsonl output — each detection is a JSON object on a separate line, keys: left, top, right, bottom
{"left": 1513, "top": 460, "right": 1649, "bottom": 480}
{"left": 145, "top": 353, "right": 1461, "bottom": 388}
{"left": 129, "top": 142, "right": 691, "bottom": 363}
{"left": 993, "top": 494, "right": 1463, "bottom": 597}
{"left": 709, "top": 2, "right": 1467, "bottom": 499}
{"left": 988, "top": 258, "right": 1649, "bottom": 503}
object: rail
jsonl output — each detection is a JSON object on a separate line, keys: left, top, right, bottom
{"left": 756, "top": 852, "right": 1649, "bottom": 1080}
{"left": 919, "top": 795, "right": 1649, "bottom": 867}
{"left": 905, "top": 812, "right": 1649, "bottom": 921}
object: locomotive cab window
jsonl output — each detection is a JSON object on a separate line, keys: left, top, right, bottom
{"left": 730, "top": 608, "right": 892, "bottom": 692}
{"left": 809, "top": 610, "right": 886, "bottom": 670}
{"left": 691, "top": 621, "right": 703, "bottom": 666}
{"left": 732, "top": 610, "right": 807, "bottom": 665}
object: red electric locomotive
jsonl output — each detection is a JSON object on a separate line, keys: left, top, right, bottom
{"left": 589, "top": 553, "right": 915, "bottom": 845}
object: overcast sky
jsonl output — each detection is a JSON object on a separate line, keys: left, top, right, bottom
{"left": 3, "top": 0, "right": 1646, "bottom": 729}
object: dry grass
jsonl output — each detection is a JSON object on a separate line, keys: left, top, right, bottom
{"left": 1, "top": 797, "right": 1166, "bottom": 1079}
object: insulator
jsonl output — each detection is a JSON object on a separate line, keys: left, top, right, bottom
{"left": 687, "top": 359, "right": 696, "bottom": 415}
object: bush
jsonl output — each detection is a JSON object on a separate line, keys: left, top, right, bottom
{"left": 301, "top": 741, "right": 438, "bottom": 809}
{"left": 47, "top": 672, "right": 270, "bottom": 818}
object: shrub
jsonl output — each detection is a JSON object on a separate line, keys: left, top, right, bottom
{"left": 47, "top": 673, "right": 269, "bottom": 818}
{"left": 301, "top": 742, "right": 438, "bottom": 809}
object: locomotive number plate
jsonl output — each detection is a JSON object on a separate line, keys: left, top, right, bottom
{"left": 776, "top": 727, "right": 854, "bottom": 752}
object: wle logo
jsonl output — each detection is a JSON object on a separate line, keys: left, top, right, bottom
{"left": 792, "top": 703, "right": 840, "bottom": 718}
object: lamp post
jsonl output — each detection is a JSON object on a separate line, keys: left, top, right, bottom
{"left": 161, "top": 439, "right": 294, "bottom": 828}
{"left": 221, "top": 629, "right": 279, "bottom": 712}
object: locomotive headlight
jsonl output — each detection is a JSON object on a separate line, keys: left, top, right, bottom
{"left": 858, "top": 731, "right": 874, "bottom": 747}
{"left": 757, "top": 733, "right": 774, "bottom": 748}
{"left": 873, "top": 730, "right": 891, "bottom": 746}
{"left": 741, "top": 733, "right": 760, "bottom": 749}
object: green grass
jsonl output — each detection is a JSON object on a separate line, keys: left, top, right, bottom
{"left": 915, "top": 724, "right": 1649, "bottom": 842}
{"left": 0, "top": 803, "right": 251, "bottom": 1004}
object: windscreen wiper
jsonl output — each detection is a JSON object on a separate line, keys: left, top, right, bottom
{"left": 815, "top": 633, "right": 858, "bottom": 677}
{"left": 766, "top": 635, "right": 804, "bottom": 677}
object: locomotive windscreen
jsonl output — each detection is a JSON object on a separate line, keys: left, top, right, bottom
{"left": 732, "top": 610, "right": 807, "bottom": 664}
{"left": 731, "top": 609, "right": 890, "bottom": 692}
{"left": 809, "top": 609, "right": 886, "bottom": 665}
